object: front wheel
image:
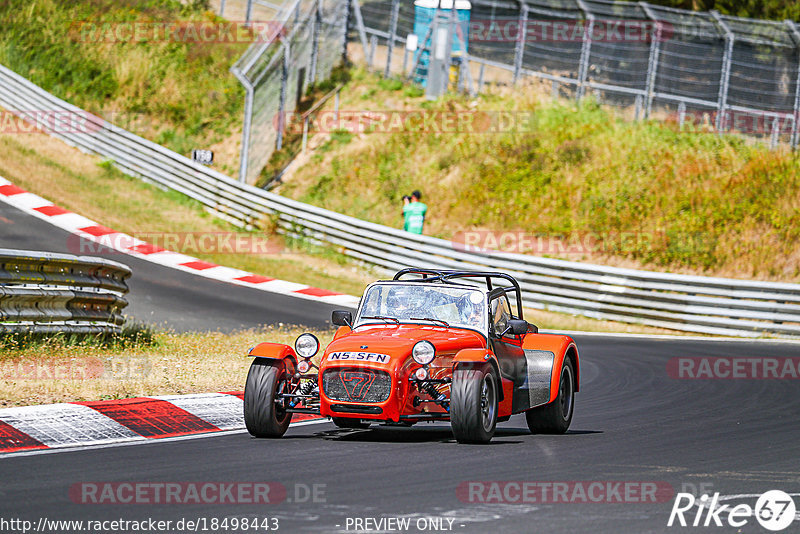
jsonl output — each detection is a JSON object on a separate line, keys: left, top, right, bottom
{"left": 450, "top": 364, "right": 498, "bottom": 444}
{"left": 526, "top": 356, "right": 575, "bottom": 434}
{"left": 244, "top": 359, "right": 293, "bottom": 438}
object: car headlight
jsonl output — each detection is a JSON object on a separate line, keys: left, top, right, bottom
{"left": 412, "top": 340, "right": 435, "bottom": 366}
{"left": 295, "top": 333, "right": 319, "bottom": 359}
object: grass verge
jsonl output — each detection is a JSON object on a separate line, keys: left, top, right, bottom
{"left": 0, "top": 326, "right": 333, "bottom": 407}
{"left": 0, "top": 0, "right": 247, "bottom": 175}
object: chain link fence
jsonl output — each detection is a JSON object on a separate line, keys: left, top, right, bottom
{"left": 356, "top": 0, "right": 800, "bottom": 149}
{"left": 229, "top": 0, "right": 800, "bottom": 184}
{"left": 230, "top": 0, "right": 348, "bottom": 184}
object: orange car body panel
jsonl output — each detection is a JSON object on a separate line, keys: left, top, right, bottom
{"left": 250, "top": 342, "right": 297, "bottom": 365}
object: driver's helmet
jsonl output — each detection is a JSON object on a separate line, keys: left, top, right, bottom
{"left": 457, "top": 291, "right": 484, "bottom": 323}
{"left": 386, "top": 285, "right": 414, "bottom": 317}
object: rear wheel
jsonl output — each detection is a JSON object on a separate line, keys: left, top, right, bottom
{"left": 332, "top": 417, "right": 371, "bottom": 429}
{"left": 450, "top": 365, "right": 498, "bottom": 444}
{"left": 244, "top": 359, "right": 293, "bottom": 438}
{"left": 526, "top": 356, "right": 575, "bottom": 434}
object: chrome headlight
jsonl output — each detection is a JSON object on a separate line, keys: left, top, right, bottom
{"left": 295, "top": 333, "right": 320, "bottom": 358}
{"left": 412, "top": 340, "right": 436, "bottom": 366}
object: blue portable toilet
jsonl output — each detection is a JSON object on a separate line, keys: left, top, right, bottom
{"left": 412, "top": 0, "right": 472, "bottom": 86}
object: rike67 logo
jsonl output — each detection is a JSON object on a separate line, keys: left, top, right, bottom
{"left": 668, "top": 490, "right": 797, "bottom": 531}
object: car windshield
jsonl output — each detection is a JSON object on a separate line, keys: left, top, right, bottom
{"left": 356, "top": 283, "right": 486, "bottom": 331}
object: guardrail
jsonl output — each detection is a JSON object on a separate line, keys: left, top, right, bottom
{"left": 1, "top": 64, "right": 799, "bottom": 338}
{"left": 0, "top": 249, "right": 130, "bottom": 334}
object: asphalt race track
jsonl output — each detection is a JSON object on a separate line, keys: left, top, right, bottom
{"left": 0, "top": 202, "right": 345, "bottom": 331}
{"left": 2, "top": 204, "right": 800, "bottom": 533}
{"left": 1, "top": 337, "right": 798, "bottom": 533}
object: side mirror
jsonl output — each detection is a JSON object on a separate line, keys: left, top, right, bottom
{"left": 507, "top": 319, "right": 529, "bottom": 336}
{"left": 332, "top": 310, "right": 353, "bottom": 328}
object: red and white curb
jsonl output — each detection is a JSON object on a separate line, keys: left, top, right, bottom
{"left": 0, "top": 392, "right": 321, "bottom": 454}
{"left": 0, "top": 176, "right": 359, "bottom": 308}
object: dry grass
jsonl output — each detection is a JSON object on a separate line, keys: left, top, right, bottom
{"left": 0, "top": 129, "right": 377, "bottom": 297}
{"left": 0, "top": 326, "right": 334, "bottom": 407}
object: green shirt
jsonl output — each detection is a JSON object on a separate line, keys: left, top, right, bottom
{"left": 403, "top": 202, "right": 427, "bottom": 234}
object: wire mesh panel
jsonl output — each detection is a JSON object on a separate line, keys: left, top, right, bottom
{"left": 520, "top": 0, "right": 583, "bottom": 81}
{"left": 248, "top": 60, "right": 284, "bottom": 184}
{"left": 582, "top": 0, "right": 650, "bottom": 93}
{"left": 233, "top": 0, "right": 347, "bottom": 183}
{"left": 469, "top": 0, "right": 520, "bottom": 69}
{"left": 316, "top": 0, "right": 349, "bottom": 82}
{"left": 645, "top": 6, "right": 724, "bottom": 106}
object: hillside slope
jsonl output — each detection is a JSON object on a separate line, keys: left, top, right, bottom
{"left": 278, "top": 69, "right": 800, "bottom": 282}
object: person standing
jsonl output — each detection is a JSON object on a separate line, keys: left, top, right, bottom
{"left": 402, "top": 190, "right": 427, "bottom": 234}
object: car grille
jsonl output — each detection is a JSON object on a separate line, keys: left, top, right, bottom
{"left": 322, "top": 368, "right": 392, "bottom": 403}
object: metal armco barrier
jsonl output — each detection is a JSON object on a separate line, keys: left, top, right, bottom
{"left": 0, "top": 249, "right": 130, "bottom": 334}
{"left": 1, "top": 65, "right": 799, "bottom": 338}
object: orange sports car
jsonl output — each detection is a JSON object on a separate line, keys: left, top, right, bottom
{"left": 243, "top": 269, "right": 580, "bottom": 443}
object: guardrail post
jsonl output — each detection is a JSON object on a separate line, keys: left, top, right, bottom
{"left": 512, "top": 3, "right": 529, "bottom": 84}
{"left": 710, "top": 11, "right": 734, "bottom": 134}
{"left": 575, "top": 0, "right": 595, "bottom": 102}
{"left": 385, "top": 0, "right": 400, "bottom": 78}
{"left": 785, "top": 20, "right": 800, "bottom": 150}
{"left": 276, "top": 44, "right": 290, "bottom": 151}
{"left": 678, "top": 101, "right": 686, "bottom": 130}
{"left": 640, "top": 2, "right": 662, "bottom": 119}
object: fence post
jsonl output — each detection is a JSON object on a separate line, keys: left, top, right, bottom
{"left": 309, "top": 0, "right": 321, "bottom": 84}
{"left": 342, "top": 0, "right": 353, "bottom": 62}
{"left": 478, "top": 62, "right": 485, "bottom": 93}
{"left": 245, "top": 0, "right": 254, "bottom": 26}
{"left": 678, "top": 101, "right": 686, "bottom": 130}
{"left": 237, "top": 80, "right": 254, "bottom": 183}
{"left": 785, "top": 20, "right": 800, "bottom": 149}
{"left": 385, "top": 0, "right": 400, "bottom": 78}
{"left": 276, "top": 44, "right": 291, "bottom": 151}
{"left": 368, "top": 35, "right": 377, "bottom": 68}
{"left": 710, "top": 11, "right": 733, "bottom": 134}
{"left": 513, "top": 3, "right": 529, "bottom": 84}
{"left": 351, "top": 0, "right": 370, "bottom": 59}
{"left": 219, "top": 0, "right": 226, "bottom": 17}
{"left": 770, "top": 116, "right": 780, "bottom": 150}
{"left": 575, "top": 0, "right": 594, "bottom": 102}
{"left": 640, "top": 2, "right": 661, "bottom": 119}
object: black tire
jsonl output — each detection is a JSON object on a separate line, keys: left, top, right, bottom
{"left": 332, "top": 417, "right": 371, "bottom": 429}
{"left": 244, "top": 359, "right": 292, "bottom": 438}
{"left": 526, "top": 356, "right": 575, "bottom": 434}
{"left": 450, "top": 364, "right": 499, "bottom": 444}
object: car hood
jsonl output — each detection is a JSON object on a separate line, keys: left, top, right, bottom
{"left": 323, "top": 324, "right": 486, "bottom": 360}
